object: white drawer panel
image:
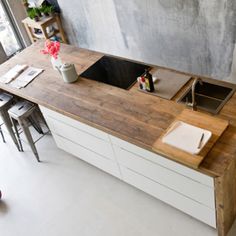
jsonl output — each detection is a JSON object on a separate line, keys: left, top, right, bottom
{"left": 120, "top": 166, "right": 216, "bottom": 228}
{"left": 45, "top": 116, "right": 115, "bottom": 160}
{"left": 53, "top": 134, "right": 121, "bottom": 179}
{"left": 110, "top": 135, "right": 214, "bottom": 188}
{"left": 114, "top": 146, "right": 215, "bottom": 209}
{"left": 39, "top": 105, "right": 110, "bottom": 141}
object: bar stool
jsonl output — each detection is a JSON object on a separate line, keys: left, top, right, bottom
{"left": 0, "top": 93, "right": 20, "bottom": 150}
{"left": 8, "top": 101, "right": 44, "bottom": 162}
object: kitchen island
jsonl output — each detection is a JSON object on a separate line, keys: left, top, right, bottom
{"left": 0, "top": 41, "right": 235, "bottom": 236}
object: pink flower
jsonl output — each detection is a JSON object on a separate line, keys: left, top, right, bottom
{"left": 40, "top": 40, "right": 60, "bottom": 59}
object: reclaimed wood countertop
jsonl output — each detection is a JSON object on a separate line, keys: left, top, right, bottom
{"left": 0, "top": 41, "right": 235, "bottom": 177}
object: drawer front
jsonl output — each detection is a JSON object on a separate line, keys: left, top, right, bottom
{"left": 39, "top": 106, "right": 110, "bottom": 141}
{"left": 114, "top": 146, "right": 215, "bottom": 209}
{"left": 120, "top": 166, "right": 216, "bottom": 228}
{"left": 53, "top": 134, "right": 121, "bottom": 179}
{"left": 110, "top": 135, "right": 214, "bottom": 188}
{"left": 45, "top": 116, "right": 115, "bottom": 160}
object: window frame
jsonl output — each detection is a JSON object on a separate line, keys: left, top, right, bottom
{"left": 0, "top": 0, "right": 25, "bottom": 55}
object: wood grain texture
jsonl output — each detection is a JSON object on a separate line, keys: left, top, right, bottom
{"left": 0, "top": 41, "right": 235, "bottom": 178}
{"left": 215, "top": 159, "right": 236, "bottom": 236}
{"left": 153, "top": 109, "right": 229, "bottom": 169}
{"left": 0, "top": 41, "right": 236, "bottom": 235}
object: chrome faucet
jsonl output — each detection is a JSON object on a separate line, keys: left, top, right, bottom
{"left": 186, "top": 77, "right": 203, "bottom": 111}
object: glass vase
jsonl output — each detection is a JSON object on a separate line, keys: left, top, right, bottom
{"left": 51, "top": 56, "right": 62, "bottom": 70}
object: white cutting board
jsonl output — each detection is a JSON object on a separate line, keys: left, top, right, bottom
{"left": 162, "top": 121, "right": 212, "bottom": 155}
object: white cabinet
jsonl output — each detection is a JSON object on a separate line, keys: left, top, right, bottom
{"left": 112, "top": 145, "right": 215, "bottom": 209}
{"left": 39, "top": 105, "right": 216, "bottom": 228}
{"left": 53, "top": 134, "right": 121, "bottom": 178}
{"left": 120, "top": 166, "right": 216, "bottom": 227}
{"left": 39, "top": 106, "right": 121, "bottom": 178}
{"left": 45, "top": 116, "right": 115, "bottom": 160}
{"left": 110, "top": 135, "right": 214, "bottom": 188}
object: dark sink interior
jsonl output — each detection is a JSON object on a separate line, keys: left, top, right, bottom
{"left": 178, "top": 81, "right": 235, "bottom": 114}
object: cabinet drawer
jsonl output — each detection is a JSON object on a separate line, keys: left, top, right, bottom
{"left": 110, "top": 135, "right": 214, "bottom": 188}
{"left": 53, "top": 134, "right": 121, "bottom": 179}
{"left": 120, "top": 166, "right": 216, "bottom": 228}
{"left": 39, "top": 106, "right": 110, "bottom": 141}
{"left": 45, "top": 116, "right": 115, "bottom": 160}
{"left": 114, "top": 146, "right": 215, "bottom": 209}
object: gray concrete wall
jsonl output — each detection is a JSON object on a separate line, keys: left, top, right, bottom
{"left": 58, "top": 0, "right": 236, "bottom": 81}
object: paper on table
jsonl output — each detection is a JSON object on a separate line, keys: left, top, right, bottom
{"left": 10, "top": 67, "right": 43, "bottom": 89}
{"left": 162, "top": 121, "right": 212, "bottom": 155}
{"left": 0, "top": 64, "right": 28, "bottom": 84}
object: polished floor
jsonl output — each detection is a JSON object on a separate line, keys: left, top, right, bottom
{"left": 0, "top": 131, "right": 236, "bottom": 236}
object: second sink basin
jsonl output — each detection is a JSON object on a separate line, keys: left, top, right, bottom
{"left": 178, "top": 81, "right": 235, "bottom": 114}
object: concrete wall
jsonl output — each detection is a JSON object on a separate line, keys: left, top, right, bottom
{"left": 58, "top": 0, "right": 236, "bottom": 81}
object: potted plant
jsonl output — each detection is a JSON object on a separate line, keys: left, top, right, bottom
{"left": 47, "top": 5, "right": 55, "bottom": 16}
{"left": 27, "top": 8, "right": 40, "bottom": 22}
{"left": 35, "top": 7, "right": 42, "bottom": 18}
{"left": 40, "top": 4, "right": 49, "bottom": 17}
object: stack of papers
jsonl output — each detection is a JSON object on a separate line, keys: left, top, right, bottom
{"left": 10, "top": 67, "right": 43, "bottom": 89}
{"left": 0, "top": 65, "right": 28, "bottom": 84}
{"left": 0, "top": 65, "right": 44, "bottom": 89}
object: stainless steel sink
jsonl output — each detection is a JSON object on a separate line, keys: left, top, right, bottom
{"left": 178, "top": 80, "right": 235, "bottom": 114}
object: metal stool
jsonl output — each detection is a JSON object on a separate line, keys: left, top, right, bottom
{"left": 0, "top": 93, "right": 20, "bottom": 150}
{"left": 8, "top": 101, "right": 44, "bottom": 162}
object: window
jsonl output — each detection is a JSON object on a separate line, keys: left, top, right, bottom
{"left": 0, "top": 1, "right": 23, "bottom": 56}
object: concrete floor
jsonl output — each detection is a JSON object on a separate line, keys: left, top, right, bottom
{"left": 0, "top": 132, "right": 236, "bottom": 236}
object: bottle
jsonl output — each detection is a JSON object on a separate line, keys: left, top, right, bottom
{"left": 144, "top": 69, "right": 154, "bottom": 92}
{"left": 137, "top": 77, "right": 143, "bottom": 90}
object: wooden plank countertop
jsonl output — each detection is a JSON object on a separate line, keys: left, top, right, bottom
{"left": 0, "top": 41, "right": 235, "bottom": 178}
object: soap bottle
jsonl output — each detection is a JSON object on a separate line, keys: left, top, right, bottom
{"left": 144, "top": 69, "right": 154, "bottom": 92}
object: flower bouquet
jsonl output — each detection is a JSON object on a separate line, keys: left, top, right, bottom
{"left": 41, "top": 40, "right": 62, "bottom": 69}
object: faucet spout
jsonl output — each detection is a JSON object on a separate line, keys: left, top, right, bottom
{"left": 187, "top": 77, "right": 203, "bottom": 111}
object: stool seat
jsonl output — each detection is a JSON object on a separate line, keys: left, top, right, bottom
{"left": 8, "top": 101, "right": 35, "bottom": 119}
{"left": 0, "top": 93, "right": 13, "bottom": 108}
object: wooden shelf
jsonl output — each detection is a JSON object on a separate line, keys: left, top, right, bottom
{"left": 32, "top": 29, "right": 60, "bottom": 39}
{"left": 22, "top": 15, "right": 67, "bottom": 43}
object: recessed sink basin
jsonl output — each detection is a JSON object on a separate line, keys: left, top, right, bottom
{"left": 178, "top": 81, "right": 235, "bottom": 114}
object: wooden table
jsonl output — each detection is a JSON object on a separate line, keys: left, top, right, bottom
{"left": 0, "top": 41, "right": 235, "bottom": 235}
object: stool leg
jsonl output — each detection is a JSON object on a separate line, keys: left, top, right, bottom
{"left": 37, "top": 108, "right": 49, "bottom": 130}
{"left": 0, "top": 111, "right": 20, "bottom": 151}
{"left": 28, "top": 112, "right": 44, "bottom": 134}
{"left": 11, "top": 118, "right": 23, "bottom": 152}
{"left": 0, "top": 126, "right": 5, "bottom": 143}
{"left": 19, "top": 120, "right": 40, "bottom": 162}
